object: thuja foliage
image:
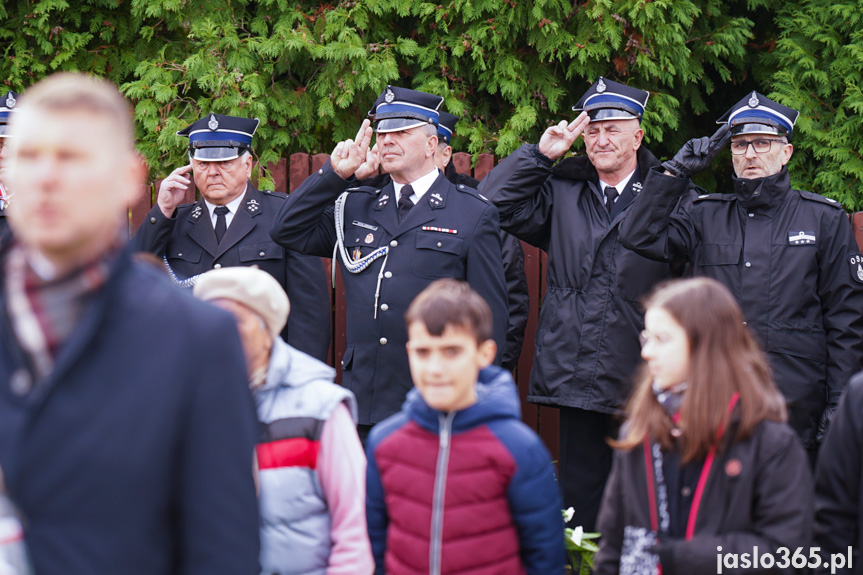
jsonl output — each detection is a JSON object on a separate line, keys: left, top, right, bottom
{"left": 2, "top": 0, "right": 860, "bottom": 208}
{"left": 767, "top": 0, "right": 863, "bottom": 209}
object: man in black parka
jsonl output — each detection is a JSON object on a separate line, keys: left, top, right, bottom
{"left": 481, "top": 77, "right": 681, "bottom": 531}
{"left": 619, "top": 92, "right": 863, "bottom": 460}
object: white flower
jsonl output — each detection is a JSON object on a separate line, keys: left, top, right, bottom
{"left": 570, "top": 525, "right": 584, "bottom": 546}
{"left": 563, "top": 507, "right": 574, "bottom": 523}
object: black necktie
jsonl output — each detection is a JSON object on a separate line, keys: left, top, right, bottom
{"left": 604, "top": 186, "right": 619, "bottom": 209}
{"left": 214, "top": 206, "right": 229, "bottom": 243}
{"left": 397, "top": 185, "right": 414, "bottom": 222}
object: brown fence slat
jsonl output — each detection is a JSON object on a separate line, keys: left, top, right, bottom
{"left": 129, "top": 183, "right": 153, "bottom": 233}
{"left": 311, "top": 153, "right": 329, "bottom": 174}
{"left": 268, "top": 158, "right": 288, "bottom": 195}
{"left": 289, "top": 153, "right": 310, "bottom": 193}
{"left": 473, "top": 153, "right": 494, "bottom": 181}
{"left": 853, "top": 212, "right": 863, "bottom": 252}
{"left": 452, "top": 152, "right": 472, "bottom": 177}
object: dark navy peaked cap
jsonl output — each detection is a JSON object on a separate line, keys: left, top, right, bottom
{"left": 572, "top": 77, "right": 649, "bottom": 123}
{"left": 717, "top": 91, "right": 799, "bottom": 137}
{"left": 368, "top": 86, "right": 443, "bottom": 133}
{"left": 178, "top": 113, "right": 260, "bottom": 161}
{"left": 437, "top": 111, "right": 459, "bottom": 144}
{"left": 0, "top": 91, "right": 20, "bottom": 138}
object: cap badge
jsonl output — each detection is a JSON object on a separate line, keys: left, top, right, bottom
{"left": 5, "top": 93, "right": 15, "bottom": 108}
{"left": 596, "top": 78, "right": 607, "bottom": 94}
{"left": 385, "top": 88, "right": 395, "bottom": 103}
{"left": 748, "top": 92, "right": 759, "bottom": 108}
{"left": 208, "top": 113, "right": 219, "bottom": 131}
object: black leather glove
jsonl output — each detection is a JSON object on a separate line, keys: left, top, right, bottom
{"left": 662, "top": 124, "right": 731, "bottom": 179}
{"left": 816, "top": 391, "right": 843, "bottom": 443}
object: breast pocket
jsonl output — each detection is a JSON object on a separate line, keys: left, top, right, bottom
{"left": 412, "top": 232, "right": 465, "bottom": 279}
{"left": 238, "top": 243, "right": 284, "bottom": 263}
{"left": 167, "top": 246, "right": 202, "bottom": 265}
{"left": 698, "top": 244, "right": 742, "bottom": 266}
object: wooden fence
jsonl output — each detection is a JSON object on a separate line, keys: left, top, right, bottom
{"left": 128, "top": 152, "right": 863, "bottom": 461}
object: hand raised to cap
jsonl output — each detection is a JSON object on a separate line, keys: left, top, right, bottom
{"left": 156, "top": 164, "right": 193, "bottom": 219}
{"left": 353, "top": 143, "right": 381, "bottom": 181}
{"left": 663, "top": 124, "right": 731, "bottom": 179}
{"left": 538, "top": 112, "right": 590, "bottom": 161}
{"left": 331, "top": 119, "right": 373, "bottom": 180}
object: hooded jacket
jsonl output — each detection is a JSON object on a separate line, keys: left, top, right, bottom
{"left": 366, "top": 366, "right": 565, "bottom": 575}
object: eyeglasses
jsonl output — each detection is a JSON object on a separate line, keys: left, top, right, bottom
{"left": 729, "top": 139, "right": 787, "bottom": 155}
{"left": 639, "top": 330, "right": 672, "bottom": 347}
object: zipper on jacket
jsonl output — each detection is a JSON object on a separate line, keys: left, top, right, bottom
{"left": 430, "top": 411, "right": 455, "bottom": 575}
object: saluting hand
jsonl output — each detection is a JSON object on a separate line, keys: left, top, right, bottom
{"left": 663, "top": 124, "right": 731, "bottom": 179}
{"left": 331, "top": 119, "right": 373, "bottom": 180}
{"left": 353, "top": 143, "right": 381, "bottom": 181}
{"left": 156, "top": 164, "right": 193, "bottom": 219}
{"left": 538, "top": 112, "right": 590, "bottom": 161}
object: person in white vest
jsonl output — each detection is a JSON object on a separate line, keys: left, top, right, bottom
{"left": 193, "top": 266, "right": 373, "bottom": 575}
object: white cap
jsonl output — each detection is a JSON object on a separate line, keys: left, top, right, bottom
{"left": 193, "top": 267, "right": 289, "bottom": 338}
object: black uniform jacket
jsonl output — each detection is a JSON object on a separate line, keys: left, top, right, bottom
{"left": 132, "top": 182, "right": 331, "bottom": 362}
{"left": 814, "top": 371, "right": 863, "bottom": 574}
{"left": 618, "top": 168, "right": 863, "bottom": 447}
{"left": 269, "top": 162, "right": 508, "bottom": 425}
{"left": 481, "top": 144, "right": 680, "bottom": 414}
{"left": 368, "top": 167, "right": 530, "bottom": 371}
{"left": 595, "top": 418, "right": 813, "bottom": 575}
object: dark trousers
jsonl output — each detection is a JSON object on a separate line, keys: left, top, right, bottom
{"left": 357, "top": 423, "right": 374, "bottom": 448}
{"left": 559, "top": 406, "right": 620, "bottom": 532}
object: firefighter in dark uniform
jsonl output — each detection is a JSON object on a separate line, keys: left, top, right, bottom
{"left": 132, "top": 113, "right": 331, "bottom": 361}
{"left": 358, "top": 109, "right": 530, "bottom": 371}
{"left": 270, "top": 86, "right": 508, "bottom": 441}
{"left": 0, "top": 91, "right": 19, "bottom": 247}
{"left": 619, "top": 92, "right": 863, "bottom": 462}
{"left": 480, "top": 77, "right": 681, "bottom": 531}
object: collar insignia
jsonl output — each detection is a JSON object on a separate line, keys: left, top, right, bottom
{"left": 376, "top": 194, "right": 390, "bottom": 209}
{"left": 191, "top": 205, "right": 203, "bottom": 220}
{"left": 246, "top": 198, "right": 260, "bottom": 214}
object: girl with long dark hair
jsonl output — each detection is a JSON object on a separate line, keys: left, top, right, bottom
{"left": 594, "top": 277, "right": 812, "bottom": 574}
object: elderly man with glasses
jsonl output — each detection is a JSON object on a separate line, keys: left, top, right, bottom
{"left": 619, "top": 91, "right": 863, "bottom": 463}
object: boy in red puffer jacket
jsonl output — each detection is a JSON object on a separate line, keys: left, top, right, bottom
{"left": 365, "top": 278, "right": 565, "bottom": 575}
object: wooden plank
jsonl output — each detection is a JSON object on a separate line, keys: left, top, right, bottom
{"left": 311, "top": 153, "right": 329, "bottom": 174}
{"left": 473, "top": 153, "right": 494, "bottom": 181}
{"left": 129, "top": 182, "right": 153, "bottom": 235}
{"left": 852, "top": 212, "right": 863, "bottom": 252}
{"left": 269, "top": 158, "right": 288, "bottom": 195}
{"left": 289, "top": 153, "right": 310, "bottom": 194}
{"left": 452, "top": 152, "right": 471, "bottom": 177}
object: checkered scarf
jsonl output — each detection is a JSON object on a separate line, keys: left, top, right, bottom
{"left": 4, "top": 242, "right": 119, "bottom": 380}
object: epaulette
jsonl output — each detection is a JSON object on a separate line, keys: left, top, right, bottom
{"left": 260, "top": 189, "right": 286, "bottom": 200}
{"left": 693, "top": 193, "right": 735, "bottom": 202}
{"left": 454, "top": 182, "right": 491, "bottom": 204}
{"left": 798, "top": 189, "right": 844, "bottom": 209}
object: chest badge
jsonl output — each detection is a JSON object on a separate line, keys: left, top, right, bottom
{"left": 787, "top": 230, "right": 816, "bottom": 245}
{"left": 850, "top": 254, "right": 863, "bottom": 284}
{"left": 364, "top": 233, "right": 374, "bottom": 244}
{"left": 352, "top": 246, "right": 362, "bottom": 261}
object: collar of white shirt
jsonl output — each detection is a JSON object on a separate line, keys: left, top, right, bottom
{"left": 599, "top": 168, "right": 637, "bottom": 204}
{"left": 204, "top": 184, "right": 248, "bottom": 227}
{"left": 392, "top": 168, "right": 441, "bottom": 205}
